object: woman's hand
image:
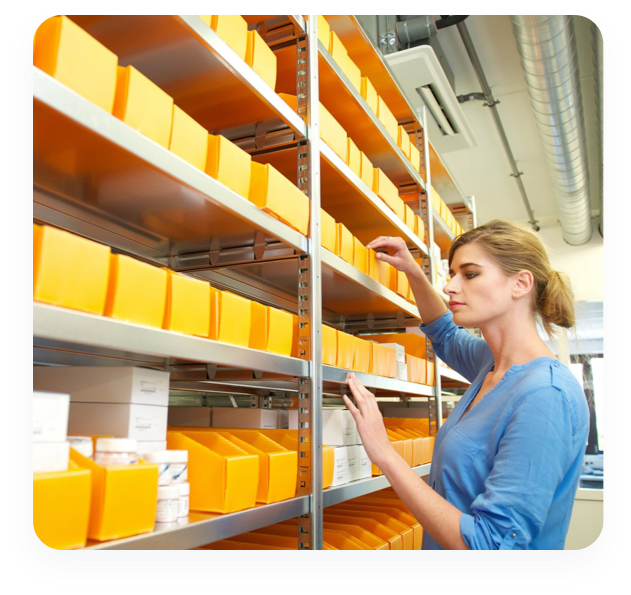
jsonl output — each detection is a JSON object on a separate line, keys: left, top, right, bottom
{"left": 366, "top": 236, "right": 419, "bottom": 275}
{"left": 342, "top": 372, "right": 397, "bottom": 469}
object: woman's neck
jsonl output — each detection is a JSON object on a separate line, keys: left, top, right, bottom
{"left": 479, "top": 312, "right": 557, "bottom": 373}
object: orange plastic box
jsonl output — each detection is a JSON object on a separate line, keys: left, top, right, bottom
{"left": 406, "top": 354, "right": 428, "bottom": 384}
{"left": 347, "top": 138, "right": 362, "bottom": 178}
{"left": 162, "top": 269, "right": 210, "bottom": 337}
{"left": 290, "top": 313, "right": 302, "bottom": 358}
{"left": 324, "top": 521, "right": 389, "bottom": 550}
{"left": 207, "top": 134, "right": 252, "bottom": 199}
{"left": 248, "top": 161, "right": 309, "bottom": 235}
{"left": 386, "top": 429, "right": 413, "bottom": 467}
{"left": 33, "top": 225, "right": 111, "bottom": 315}
{"left": 376, "top": 96, "right": 399, "bottom": 142}
{"left": 33, "top": 16, "right": 118, "bottom": 114}
{"left": 344, "top": 57, "right": 362, "bottom": 93}
{"left": 210, "top": 15, "right": 248, "bottom": 61}
{"left": 362, "top": 333, "right": 427, "bottom": 358}
{"left": 329, "top": 31, "right": 349, "bottom": 72}
{"left": 359, "top": 151, "right": 374, "bottom": 189}
{"left": 323, "top": 511, "right": 402, "bottom": 550}
{"left": 360, "top": 76, "right": 378, "bottom": 114}
{"left": 248, "top": 301, "right": 293, "bottom": 356}
{"left": 404, "top": 204, "right": 415, "bottom": 231}
{"left": 104, "top": 254, "right": 167, "bottom": 328}
{"left": 366, "top": 248, "right": 380, "bottom": 283}
{"left": 396, "top": 270, "right": 410, "bottom": 298}
{"left": 317, "top": 15, "right": 331, "bottom": 47}
{"left": 245, "top": 29, "right": 277, "bottom": 90}
{"left": 169, "top": 105, "right": 208, "bottom": 170}
{"left": 373, "top": 343, "right": 397, "bottom": 378}
{"left": 353, "top": 236, "right": 368, "bottom": 274}
{"left": 167, "top": 431, "right": 258, "bottom": 513}
{"left": 113, "top": 65, "right": 174, "bottom": 148}
{"left": 322, "top": 324, "right": 338, "bottom": 366}
{"left": 414, "top": 214, "right": 425, "bottom": 240}
{"left": 344, "top": 503, "right": 422, "bottom": 549}
{"left": 379, "top": 261, "right": 395, "bottom": 289}
{"left": 324, "top": 529, "right": 371, "bottom": 550}
{"left": 373, "top": 168, "right": 405, "bottom": 220}
{"left": 398, "top": 126, "right": 411, "bottom": 159}
{"left": 410, "top": 143, "right": 421, "bottom": 172}
{"left": 320, "top": 102, "right": 348, "bottom": 162}
{"left": 209, "top": 288, "right": 252, "bottom": 347}
{"left": 427, "top": 360, "right": 435, "bottom": 386}
{"left": 336, "top": 330, "right": 355, "bottom": 370}
{"left": 217, "top": 431, "right": 297, "bottom": 504}
{"left": 336, "top": 222, "right": 354, "bottom": 264}
{"left": 69, "top": 449, "right": 158, "bottom": 542}
{"left": 353, "top": 336, "right": 372, "bottom": 374}
{"left": 33, "top": 461, "right": 91, "bottom": 549}
{"left": 331, "top": 506, "right": 414, "bottom": 550}
{"left": 320, "top": 208, "right": 337, "bottom": 253}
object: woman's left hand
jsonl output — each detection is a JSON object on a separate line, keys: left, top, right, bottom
{"left": 343, "top": 372, "right": 397, "bottom": 469}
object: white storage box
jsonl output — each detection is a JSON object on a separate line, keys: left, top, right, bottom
{"left": 68, "top": 402, "right": 168, "bottom": 441}
{"left": 396, "top": 361, "right": 408, "bottom": 381}
{"left": 33, "top": 366, "right": 169, "bottom": 407}
{"left": 168, "top": 406, "right": 212, "bottom": 427}
{"left": 212, "top": 407, "right": 279, "bottom": 430}
{"left": 347, "top": 445, "right": 360, "bottom": 481}
{"left": 32, "top": 391, "right": 69, "bottom": 443}
{"left": 33, "top": 441, "right": 70, "bottom": 473}
{"left": 358, "top": 444, "right": 372, "bottom": 479}
{"left": 330, "top": 446, "right": 350, "bottom": 487}
{"left": 322, "top": 409, "right": 357, "bottom": 446}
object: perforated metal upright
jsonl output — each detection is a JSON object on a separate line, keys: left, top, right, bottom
{"left": 295, "top": 15, "right": 323, "bottom": 550}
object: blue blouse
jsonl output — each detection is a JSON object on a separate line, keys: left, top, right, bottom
{"left": 419, "top": 311, "right": 589, "bottom": 550}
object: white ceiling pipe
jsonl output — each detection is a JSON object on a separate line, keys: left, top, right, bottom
{"left": 510, "top": 15, "right": 593, "bottom": 245}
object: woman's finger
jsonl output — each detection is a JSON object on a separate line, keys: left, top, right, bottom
{"left": 349, "top": 373, "right": 380, "bottom": 412}
{"left": 342, "top": 394, "right": 361, "bottom": 420}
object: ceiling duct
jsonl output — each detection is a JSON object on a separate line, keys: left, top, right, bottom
{"left": 510, "top": 15, "right": 593, "bottom": 245}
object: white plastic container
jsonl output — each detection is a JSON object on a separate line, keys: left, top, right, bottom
{"left": 67, "top": 436, "right": 93, "bottom": 458}
{"left": 142, "top": 450, "right": 173, "bottom": 486}
{"left": 156, "top": 485, "right": 180, "bottom": 523}
{"left": 168, "top": 450, "right": 188, "bottom": 484}
{"left": 178, "top": 482, "right": 190, "bottom": 518}
{"left": 93, "top": 438, "right": 138, "bottom": 466}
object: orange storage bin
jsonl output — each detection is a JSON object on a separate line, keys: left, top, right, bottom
{"left": 362, "top": 332, "right": 427, "bottom": 359}
{"left": 359, "top": 151, "right": 374, "bottom": 189}
{"left": 210, "top": 15, "right": 248, "bottom": 61}
{"left": 169, "top": 105, "right": 208, "bottom": 170}
{"left": 324, "top": 521, "right": 389, "bottom": 550}
{"left": 426, "top": 360, "right": 435, "bottom": 386}
{"left": 346, "top": 137, "right": 361, "bottom": 178}
{"left": 373, "top": 343, "right": 397, "bottom": 378}
{"left": 113, "top": 65, "right": 174, "bottom": 148}
{"left": 216, "top": 431, "right": 297, "bottom": 504}
{"left": 336, "top": 222, "right": 354, "bottom": 264}
{"left": 398, "top": 126, "right": 411, "bottom": 159}
{"left": 33, "top": 16, "right": 118, "bottom": 113}
{"left": 33, "top": 461, "right": 91, "bottom": 549}
{"left": 33, "top": 225, "right": 111, "bottom": 315}
{"left": 245, "top": 29, "right": 277, "bottom": 90}
{"left": 373, "top": 168, "right": 405, "bottom": 221}
{"left": 353, "top": 236, "right": 368, "bottom": 274}
{"left": 329, "top": 31, "right": 349, "bottom": 72}
{"left": 353, "top": 336, "right": 372, "bottom": 374}
{"left": 386, "top": 429, "right": 413, "bottom": 467}
{"left": 317, "top": 15, "right": 331, "bottom": 47}
{"left": 248, "top": 161, "right": 309, "bottom": 235}
{"left": 104, "top": 254, "right": 167, "bottom": 328}
{"left": 162, "top": 270, "right": 210, "bottom": 337}
{"left": 320, "top": 208, "right": 337, "bottom": 253}
{"left": 336, "top": 330, "right": 355, "bottom": 370}
{"left": 343, "top": 503, "right": 422, "bottom": 549}
{"left": 406, "top": 354, "right": 428, "bottom": 384}
{"left": 376, "top": 96, "right": 398, "bottom": 142}
{"left": 324, "top": 510, "right": 402, "bottom": 550}
{"left": 331, "top": 506, "right": 414, "bottom": 550}
{"left": 396, "top": 270, "right": 410, "bottom": 299}
{"left": 404, "top": 204, "right": 415, "bottom": 231}
{"left": 410, "top": 143, "right": 421, "bottom": 172}
{"left": 207, "top": 134, "right": 252, "bottom": 199}
{"left": 209, "top": 288, "right": 252, "bottom": 347}
{"left": 167, "top": 431, "right": 258, "bottom": 513}
{"left": 69, "top": 449, "right": 158, "bottom": 542}
{"left": 322, "top": 324, "right": 338, "bottom": 366}
{"left": 360, "top": 76, "right": 378, "bottom": 114}
{"left": 343, "top": 57, "right": 362, "bottom": 93}
{"left": 248, "top": 301, "right": 293, "bottom": 356}
{"left": 414, "top": 214, "right": 425, "bottom": 241}
{"left": 366, "top": 248, "right": 380, "bottom": 283}
{"left": 320, "top": 101, "right": 348, "bottom": 161}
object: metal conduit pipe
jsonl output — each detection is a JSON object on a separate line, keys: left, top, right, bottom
{"left": 592, "top": 23, "right": 603, "bottom": 237}
{"left": 455, "top": 21, "right": 540, "bottom": 231}
{"left": 510, "top": 16, "right": 593, "bottom": 245}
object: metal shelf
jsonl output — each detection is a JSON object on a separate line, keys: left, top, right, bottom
{"left": 33, "top": 67, "right": 308, "bottom": 264}
{"left": 323, "top": 366, "right": 434, "bottom": 397}
{"left": 432, "top": 210, "right": 455, "bottom": 255}
{"left": 318, "top": 42, "right": 426, "bottom": 190}
{"left": 439, "top": 366, "right": 470, "bottom": 386}
{"left": 33, "top": 303, "right": 308, "bottom": 377}
{"left": 84, "top": 496, "right": 309, "bottom": 550}
{"left": 323, "top": 464, "right": 430, "bottom": 507}
{"left": 67, "top": 15, "right": 307, "bottom": 139}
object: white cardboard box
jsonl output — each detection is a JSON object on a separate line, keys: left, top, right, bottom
{"left": 330, "top": 446, "right": 350, "bottom": 487}
{"left": 33, "top": 366, "right": 169, "bottom": 407}
{"left": 358, "top": 444, "right": 372, "bottom": 479}
{"left": 347, "top": 445, "right": 360, "bottom": 481}
{"left": 33, "top": 391, "right": 69, "bottom": 443}
{"left": 396, "top": 361, "right": 408, "bottom": 381}
{"left": 323, "top": 409, "right": 357, "bottom": 446}
{"left": 33, "top": 441, "right": 70, "bottom": 473}
{"left": 212, "top": 407, "right": 279, "bottom": 430}
{"left": 168, "top": 406, "right": 212, "bottom": 427}
{"left": 68, "top": 402, "right": 168, "bottom": 441}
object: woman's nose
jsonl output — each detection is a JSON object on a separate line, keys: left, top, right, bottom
{"left": 443, "top": 276, "right": 458, "bottom": 296}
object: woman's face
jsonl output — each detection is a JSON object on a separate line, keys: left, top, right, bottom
{"left": 444, "top": 243, "right": 517, "bottom": 329}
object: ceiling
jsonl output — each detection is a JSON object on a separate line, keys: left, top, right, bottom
{"left": 391, "top": 15, "right": 601, "bottom": 231}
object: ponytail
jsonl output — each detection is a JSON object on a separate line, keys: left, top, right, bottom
{"left": 538, "top": 270, "right": 576, "bottom": 338}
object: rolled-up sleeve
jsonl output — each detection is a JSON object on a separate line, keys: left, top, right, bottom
{"left": 420, "top": 310, "right": 492, "bottom": 382}
{"left": 459, "top": 386, "right": 576, "bottom": 549}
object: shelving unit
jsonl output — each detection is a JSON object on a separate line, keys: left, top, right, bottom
{"left": 32, "top": 15, "right": 470, "bottom": 550}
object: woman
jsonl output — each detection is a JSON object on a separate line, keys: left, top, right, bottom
{"left": 343, "top": 220, "right": 589, "bottom": 550}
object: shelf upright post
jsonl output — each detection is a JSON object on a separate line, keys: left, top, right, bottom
{"left": 295, "top": 14, "right": 323, "bottom": 550}
{"left": 418, "top": 106, "right": 444, "bottom": 436}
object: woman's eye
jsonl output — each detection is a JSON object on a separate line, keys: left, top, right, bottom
{"left": 465, "top": 273, "right": 477, "bottom": 280}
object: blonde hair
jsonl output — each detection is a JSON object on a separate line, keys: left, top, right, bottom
{"left": 448, "top": 220, "right": 575, "bottom": 338}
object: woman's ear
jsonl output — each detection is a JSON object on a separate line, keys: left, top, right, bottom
{"left": 513, "top": 270, "right": 534, "bottom": 300}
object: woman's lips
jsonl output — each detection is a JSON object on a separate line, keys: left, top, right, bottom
{"left": 449, "top": 302, "right": 464, "bottom": 310}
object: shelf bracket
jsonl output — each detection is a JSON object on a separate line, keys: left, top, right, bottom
{"left": 209, "top": 236, "right": 221, "bottom": 266}
{"left": 205, "top": 364, "right": 217, "bottom": 380}
{"left": 366, "top": 312, "right": 375, "bottom": 330}
{"left": 253, "top": 230, "right": 267, "bottom": 261}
